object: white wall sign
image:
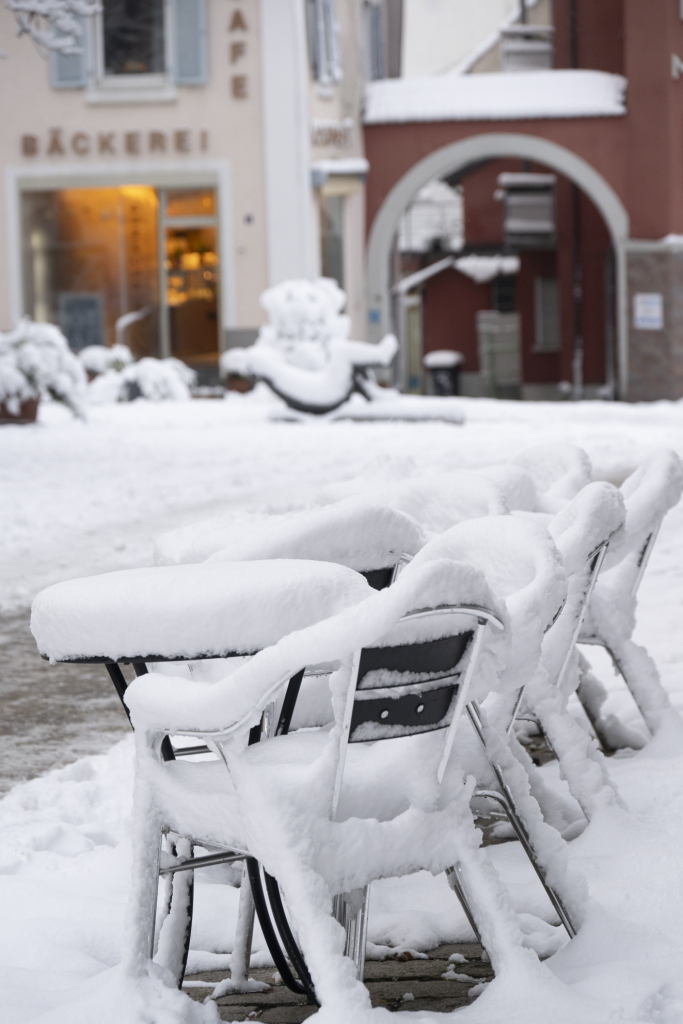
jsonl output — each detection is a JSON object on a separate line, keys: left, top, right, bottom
{"left": 633, "top": 293, "right": 664, "bottom": 331}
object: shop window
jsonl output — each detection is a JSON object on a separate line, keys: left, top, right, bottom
{"left": 534, "top": 277, "right": 561, "bottom": 352}
{"left": 20, "top": 185, "right": 219, "bottom": 367}
{"left": 320, "top": 194, "right": 344, "bottom": 288}
{"left": 165, "top": 189, "right": 215, "bottom": 218}
{"left": 306, "top": 0, "right": 342, "bottom": 86}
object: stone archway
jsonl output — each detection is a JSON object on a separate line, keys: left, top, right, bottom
{"left": 366, "top": 132, "right": 630, "bottom": 396}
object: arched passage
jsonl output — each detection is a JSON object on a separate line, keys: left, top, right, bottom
{"left": 366, "top": 132, "right": 630, "bottom": 396}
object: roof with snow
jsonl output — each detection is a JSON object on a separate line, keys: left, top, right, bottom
{"left": 364, "top": 70, "right": 627, "bottom": 125}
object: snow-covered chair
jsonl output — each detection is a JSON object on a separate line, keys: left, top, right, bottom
{"left": 407, "top": 515, "right": 584, "bottom": 937}
{"left": 518, "top": 482, "right": 626, "bottom": 821}
{"left": 117, "top": 558, "right": 545, "bottom": 1013}
{"left": 577, "top": 449, "right": 683, "bottom": 747}
{"left": 511, "top": 443, "right": 592, "bottom": 514}
{"left": 31, "top": 559, "right": 375, "bottom": 992}
{"left": 154, "top": 501, "right": 426, "bottom": 592}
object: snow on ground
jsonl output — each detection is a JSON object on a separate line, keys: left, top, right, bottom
{"left": 2, "top": 393, "right": 683, "bottom": 1022}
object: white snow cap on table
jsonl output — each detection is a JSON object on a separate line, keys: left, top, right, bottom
{"left": 364, "top": 70, "right": 627, "bottom": 124}
{"left": 512, "top": 443, "right": 592, "bottom": 513}
{"left": 155, "top": 501, "right": 427, "bottom": 569}
{"left": 125, "top": 558, "right": 504, "bottom": 734}
{"left": 409, "top": 515, "right": 565, "bottom": 692}
{"left": 31, "top": 560, "right": 372, "bottom": 663}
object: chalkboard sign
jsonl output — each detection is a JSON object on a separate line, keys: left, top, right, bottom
{"left": 58, "top": 292, "right": 104, "bottom": 351}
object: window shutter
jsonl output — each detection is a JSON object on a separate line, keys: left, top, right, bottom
{"left": 172, "top": 0, "right": 208, "bottom": 85}
{"left": 49, "top": 18, "right": 88, "bottom": 89}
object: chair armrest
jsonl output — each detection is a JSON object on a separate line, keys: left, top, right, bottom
{"left": 124, "top": 663, "right": 294, "bottom": 737}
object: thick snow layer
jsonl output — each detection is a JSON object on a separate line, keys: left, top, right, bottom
{"left": 31, "top": 560, "right": 372, "bottom": 663}
{"left": 155, "top": 501, "right": 427, "bottom": 570}
{"left": 364, "top": 70, "right": 627, "bottom": 124}
{"left": 4, "top": 396, "right": 683, "bottom": 1021}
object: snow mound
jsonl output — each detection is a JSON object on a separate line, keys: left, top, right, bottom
{"left": 31, "top": 560, "right": 372, "bottom": 663}
{"left": 156, "top": 501, "right": 427, "bottom": 571}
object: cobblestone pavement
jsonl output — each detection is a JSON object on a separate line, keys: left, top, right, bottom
{"left": 184, "top": 943, "right": 494, "bottom": 1021}
{"left": 0, "top": 610, "right": 131, "bottom": 794}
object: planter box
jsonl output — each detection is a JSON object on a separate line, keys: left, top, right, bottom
{"left": 0, "top": 398, "right": 39, "bottom": 425}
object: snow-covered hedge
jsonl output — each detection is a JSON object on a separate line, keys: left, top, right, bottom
{"left": 87, "top": 356, "right": 197, "bottom": 404}
{"left": 79, "top": 344, "right": 134, "bottom": 376}
{"left": 0, "top": 319, "right": 87, "bottom": 419}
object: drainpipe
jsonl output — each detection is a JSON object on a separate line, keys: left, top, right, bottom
{"left": 571, "top": 185, "right": 583, "bottom": 401}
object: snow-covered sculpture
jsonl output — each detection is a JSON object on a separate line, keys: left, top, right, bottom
{"left": 4, "top": 1, "right": 99, "bottom": 57}
{"left": 221, "top": 278, "right": 398, "bottom": 414}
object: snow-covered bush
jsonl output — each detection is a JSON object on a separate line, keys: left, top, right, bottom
{"left": 78, "top": 344, "right": 133, "bottom": 377}
{"left": 221, "top": 278, "right": 397, "bottom": 414}
{"left": 87, "top": 356, "right": 196, "bottom": 404}
{"left": 0, "top": 318, "right": 86, "bottom": 418}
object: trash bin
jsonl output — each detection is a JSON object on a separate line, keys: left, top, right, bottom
{"left": 422, "top": 350, "right": 464, "bottom": 396}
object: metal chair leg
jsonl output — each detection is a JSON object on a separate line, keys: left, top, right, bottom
{"left": 476, "top": 787, "right": 575, "bottom": 938}
{"left": 229, "top": 864, "right": 256, "bottom": 988}
{"left": 155, "top": 835, "right": 195, "bottom": 987}
{"left": 333, "top": 886, "right": 370, "bottom": 981}
{"left": 445, "top": 864, "right": 482, "bottom": 943}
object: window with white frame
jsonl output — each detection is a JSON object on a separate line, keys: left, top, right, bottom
{"left": 49, "top": 0, "right": 208, "bottom": 94}
{"left": 306, "top": 0, "right": 342, "bottom": 86}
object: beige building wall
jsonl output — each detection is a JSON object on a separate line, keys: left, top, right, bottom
{"left": 0, "top": 0, "right": 367, "bottom": 344}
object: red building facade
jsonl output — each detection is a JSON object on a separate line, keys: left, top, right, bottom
{"left": 364, "top": 0, "right": 683, "bottom": 401}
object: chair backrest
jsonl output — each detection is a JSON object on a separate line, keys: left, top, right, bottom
{"left": 332, "top": 602, "right": 504, "bottom": 815}
{"left": 601, "top": 449, "right": 683, "bottom": 592}
{"left": 407, "top": 515, "right": 566, "bottom": 696}
{"left": 544, "top": 481, "right": 625, "bottom": 692}
{"left": 512, "top": 443, "right": 592, "bottom": 514}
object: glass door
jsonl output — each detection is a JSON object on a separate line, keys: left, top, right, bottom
{"left": 160, "top": 189, "right": 220, "bottom": 372}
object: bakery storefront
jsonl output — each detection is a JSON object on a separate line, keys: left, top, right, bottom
{"left": 19, "top": 164, "right": 223, "bottom": 375}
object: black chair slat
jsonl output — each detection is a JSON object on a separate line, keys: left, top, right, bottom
{"left": 357, "top": 631, "right": 472, "bottom": 684}
{"left": 361, "top": 567, "right": 395, "bottom": 591}
{"left": 349, "top": 681, "right": 457, "bottom": 742}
